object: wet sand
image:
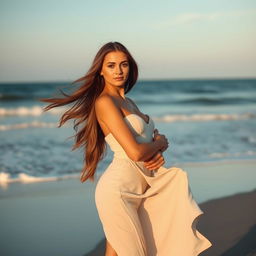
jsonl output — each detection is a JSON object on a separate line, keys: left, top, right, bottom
{"left": 85, "top": 188, "right": 256, "bottom": 256}
{"left": 0, "top": 160, "right": 255, "bottom": 256}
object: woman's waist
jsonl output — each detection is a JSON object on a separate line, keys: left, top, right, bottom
{"left": 110, "top": 156, "right": 154, "bottom": 177}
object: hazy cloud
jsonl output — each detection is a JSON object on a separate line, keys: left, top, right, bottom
{"left": 154, "top": 9, "right": 256, "bottom": 28}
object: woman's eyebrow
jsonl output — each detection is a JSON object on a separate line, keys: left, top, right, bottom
{"left": 106, "top": 60, "right": 128, "bottom": 64}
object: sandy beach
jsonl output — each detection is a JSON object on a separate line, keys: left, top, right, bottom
{"left": 0, "top": 159, "right": 255, "bottom": 256}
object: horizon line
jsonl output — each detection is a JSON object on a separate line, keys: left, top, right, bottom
{"left": 1, "top": 76, "right": 256, "bottom": 84}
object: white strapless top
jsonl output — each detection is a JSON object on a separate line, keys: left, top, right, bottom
{"left": 105, "top": 114, "right": 155, "bottom": 159}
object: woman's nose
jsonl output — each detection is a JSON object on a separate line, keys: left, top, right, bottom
{"left": 115, "top": 66, "right": 123, "bottom": 74}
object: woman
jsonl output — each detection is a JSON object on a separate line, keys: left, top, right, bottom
{"left": 41, "top": 42, "right": 212, "bottom": 256}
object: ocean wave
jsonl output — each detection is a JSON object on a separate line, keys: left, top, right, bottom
{"left": 155, "top": 112, "right": 256, "bottom": 122}
{"left": 133, "top": 96, "right": 256, "bottom": 105}
{"left": 183, "top": 88, "right": 220, "bottom": 94}
{"left": 240, "top": 135, "right": 256, "bottom": 144}
{"left": 0, "top": 172, "right": 80, "bottom": 189}
{"left": 177, "top": 97, "right": 256, "bottom": 105}
{"left": 208, "top": 151, "right": 256, "bottom": 159}
{"left": 0, "top": 105, "right": 66, "bottom": 116}
{"left": 0, "top": 121, "right": 59, "bottom": 131}
{"left": 0, "top": 93, "right": 29, "bottom": 101}
{"left": 0, "top": 112, "right": 255, "bottom": 131}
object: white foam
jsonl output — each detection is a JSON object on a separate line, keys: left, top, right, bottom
{"left": 0, "top": 108, "right": 255, "bottom": 131}
{"left": 247, "top": 136, "right": 256, "bottom": 144}
{"left": 0, "top": 172, "right": 80, "bottom": 189}
{"left": 209, "top": 151, "right": 256, "bottom": 158}
{"left": 0, "top": 106, "right": 255, "bottom": 122}
{"left": 156, "top": 112, "right": 256, "bottom": 122}
{"left": 0, "top": 105, "right": 67, "bottom": 116}
{"left": 0, "top": 121, "right": 60, "bottom": 131}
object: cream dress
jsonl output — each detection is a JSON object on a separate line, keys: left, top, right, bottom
{"left": 95, "top": 113, "right": 212, "bottom": 255}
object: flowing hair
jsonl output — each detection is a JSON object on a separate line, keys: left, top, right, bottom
{"left": 40, "top": 42, "right": 138, "bottom": 183}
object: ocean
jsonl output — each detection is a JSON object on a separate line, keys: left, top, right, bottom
{"left": 0, "top": 78, "right": 256, "bottom": 184}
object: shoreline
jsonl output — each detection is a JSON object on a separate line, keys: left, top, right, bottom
{"left": 0, "top": 159, "right": 255, "bottom": 255}
{"left": 0, "top": 158, "right": 255, "bottom": 188}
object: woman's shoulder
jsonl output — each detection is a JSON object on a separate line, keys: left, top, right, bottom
{"left": 95, "top": 94, "right": 115, "bottom": 106}
{"left": 95, "top": 94, "right": 119, "bottom": 115}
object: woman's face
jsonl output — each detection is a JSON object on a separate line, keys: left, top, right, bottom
{"left": 100, "top": 51, "right": 129, "bottom": 88}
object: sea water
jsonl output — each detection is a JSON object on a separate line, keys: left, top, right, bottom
{"left": 0, "top": 79, "right": 255, "bottom": 185}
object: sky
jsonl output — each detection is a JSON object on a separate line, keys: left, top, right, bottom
{"left": 0, "top": 0, "right": 256, "bottom": 82}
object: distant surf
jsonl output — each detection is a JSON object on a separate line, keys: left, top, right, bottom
{"left": 0, "top": 111, "right": 255, "bottom": 131}
{"left": 1, "top": 79, "right": 255, "bottom": 184}
{"left": 0, "top": 172, "right": 79, "bottom": 187}
{"left": 0, "top": 105, "right": 66, "bottom": 116}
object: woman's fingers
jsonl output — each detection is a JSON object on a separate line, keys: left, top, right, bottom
{"left": 146, "top": 158, "right": 165, "bottom": 170}
{"left": 144, "top": 154, "right": 165, "bottom": 170}
{"left": 144, "top": 152, "right": 162, "bottom": 165}
{"left": 161, "top": 145, "right": 169, "bottom": 152}
{"left": 146, "top": 129, "right": 166, "bottom": 170}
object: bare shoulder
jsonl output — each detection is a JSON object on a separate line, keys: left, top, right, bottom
{"left": 95, "top": 94, "right": 114, "bottom": 106}
{"left": 94, "top": 94, "right": 142, "bottom": 161}
{"left": 95, "top": 94, "right": 120, "bottom": 120}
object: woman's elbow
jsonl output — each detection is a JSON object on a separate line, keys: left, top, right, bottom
{"left": 128, "top": 149, "right": 143, "bottom": 162}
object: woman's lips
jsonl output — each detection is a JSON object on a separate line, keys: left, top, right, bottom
{"left": 114, "top": 77, "right": 124, "bottom": 80}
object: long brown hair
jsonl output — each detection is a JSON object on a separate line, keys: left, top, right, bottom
{"left": 40, "top": 42, "right": 138, "bottom": 183}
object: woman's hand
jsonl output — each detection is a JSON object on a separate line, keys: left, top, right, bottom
{"left": 153, "top": 129, "right": 169, "bottom": 152}
{"left": 143, "top": 129, "right": 169, "bottom": 171}
{"left": 144, "top": 150, "right": 165, "bottom": 171}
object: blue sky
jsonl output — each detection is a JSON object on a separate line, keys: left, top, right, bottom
{"left": 0, "top": 0, "right": 255, "bottom": 82}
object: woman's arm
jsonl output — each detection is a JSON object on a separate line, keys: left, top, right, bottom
{"left": 95, "top": 95, "right": 166, "bottom": 162}
{"left": 125, "top": 97, "right": 169, "bottom": 166}
{"left": 144, "top": 129, "right": 169, "bottom": 170}
{"left": 144, "top": 151, "right": 165, "bottom": 170}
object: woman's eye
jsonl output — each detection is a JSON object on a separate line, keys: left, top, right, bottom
{"left": 107, "top": 63, "right": 128, "bottom": 68}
